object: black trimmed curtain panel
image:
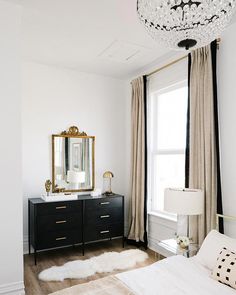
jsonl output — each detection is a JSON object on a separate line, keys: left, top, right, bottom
{"left": 185, "top": 40, "right": 223, "bottom": 244}
{"left": 128, "top": 76, "right": 147, "bottom": 244}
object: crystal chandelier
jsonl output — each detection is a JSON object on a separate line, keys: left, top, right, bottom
{"left": 137, "top": 0, "right": 236, "bottom": 50}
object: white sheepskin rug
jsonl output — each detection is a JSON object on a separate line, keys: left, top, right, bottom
{"left": 38, "top": 249, "right": 148, "bottom": 282}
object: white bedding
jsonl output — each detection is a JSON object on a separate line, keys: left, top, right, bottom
{"left": 116, "top": 255, "right": 236, "bottom": 295}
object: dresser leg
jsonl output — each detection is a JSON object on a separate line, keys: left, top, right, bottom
{"left": 34, "top": 249, "right": 37, "bottom": 265}
{"left": 28, "top": 200, "right": 31, "bottom": 255}
{"left": 82, "top": 243, "right": 84, "bottom": 256}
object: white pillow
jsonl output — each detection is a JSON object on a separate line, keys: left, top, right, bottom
{"left": 196, "top": 230, "right": 236, "bottom": 270}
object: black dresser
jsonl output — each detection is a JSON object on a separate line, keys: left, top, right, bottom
{"left": 28, "top": 194, "right": 124, "bottom": 264}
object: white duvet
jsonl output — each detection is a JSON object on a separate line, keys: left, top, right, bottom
{"left": 116, "top": 255, "right": 236, "bottom": 295}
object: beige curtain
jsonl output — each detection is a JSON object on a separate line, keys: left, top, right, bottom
{"left": 128, "top": 77, "right": 146, "bottom": 242}
{"left": 188, "top": 45, "right": 217, "bottom": 245}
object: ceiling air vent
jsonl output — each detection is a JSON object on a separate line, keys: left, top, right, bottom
{"left": 99, "top": 40, "right": 151, "bottom": 63}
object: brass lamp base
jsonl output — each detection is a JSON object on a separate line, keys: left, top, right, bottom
{"left": 102, "top": 191, "right": 115, "bottom": 196}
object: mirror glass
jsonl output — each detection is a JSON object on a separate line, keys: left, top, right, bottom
{"left": 53, "top": 136, "right": 94, "bottom": 192}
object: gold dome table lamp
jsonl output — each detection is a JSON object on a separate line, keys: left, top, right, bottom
{"left": 103, "top": 171, "right": 114, "bottom": 196}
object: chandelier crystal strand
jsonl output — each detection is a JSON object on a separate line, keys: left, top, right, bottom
{"left": 137, "top": 0, "right": 236, "bottom": 50}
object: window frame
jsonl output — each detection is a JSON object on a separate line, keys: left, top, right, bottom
{"left": 147, "top": 80, "right": 188, "bottom": 220}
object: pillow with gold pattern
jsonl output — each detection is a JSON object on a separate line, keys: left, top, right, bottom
{"left": 212, "top": 247, "right": 236, "bottom": 290}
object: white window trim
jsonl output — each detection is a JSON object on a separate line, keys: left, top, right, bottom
{"left": 148, "top": 210, "right": 177, "bottom": 222}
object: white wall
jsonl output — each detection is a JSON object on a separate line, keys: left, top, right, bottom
{"left": 0, "top": 1, "right": 24, "bottom": 294}
{"left": 218, "top": 22, "right": 236, "bottom": 238}
{"left": 22, "top": 62, "right": 130, "bottom": 250}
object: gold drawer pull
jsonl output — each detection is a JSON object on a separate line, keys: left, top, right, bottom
{"left": 100, "top": 230, "right": 110, "bottom": 234}
{"left": 56, "top": 206, "right": 67, "bottom": 210}
{"left": 100, "top": 215, "right": 110, "bottom": 218}
{"left": 100, "top": 202, "right": 110, "bottom": 205}
{"left": 56, "top": 220, "right": 67, "bottom": 224}
{"left": 56, "top": 237, "right": 67, "bottom": 241}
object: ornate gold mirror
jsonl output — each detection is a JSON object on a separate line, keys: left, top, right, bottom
{"left": 52, "top": 126, "right": 95, "bottom": 193}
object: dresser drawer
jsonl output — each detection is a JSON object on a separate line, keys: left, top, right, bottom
{"left": 37, "top": 200, "right": 82, "bottom": 216}
{"left": 85, "top": 197, "right": 123, "bottom": 212}
{"left": 37, "top": 229, "right": 82, "bottom": 250}
{"left": 37, "top": 212, "right": 82, "bottom": 232}
{"left": 84, "top": 223, "right": 123, "bottom": 242}
{"left": 84, "top": 207, "right": 123, "bottom": 227}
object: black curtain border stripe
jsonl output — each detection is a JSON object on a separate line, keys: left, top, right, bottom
{"left": 211, "top": 40, "right": 224, "bottom": 233}
{"left": 185, "top": 53, "right": 191, "bottom": 189}
{"left": 143, "top": 75, "right": 148, "bottom": 248}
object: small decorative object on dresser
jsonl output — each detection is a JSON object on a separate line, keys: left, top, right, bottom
{"left": 103, "top": 171, "right": 114, "bottom": 196}
{"left": 28, "top": 194, "right": 124, "bottom": 265}
{"left": 45, "top": 179, "right": 52, "bottom": 196}
{"left": 90, "top": 188, "right": 102, "bottom": 197}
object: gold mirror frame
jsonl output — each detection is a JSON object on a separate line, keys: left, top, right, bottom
{"left": 52, "top": 126, "right": 95, "bottom": 193}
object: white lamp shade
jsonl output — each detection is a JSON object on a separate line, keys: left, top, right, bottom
{"left": 164, "top": 188, "right": 204, "bottom": 215}
{"left": 67, "top": 170, "right": 85, "bottom": 184}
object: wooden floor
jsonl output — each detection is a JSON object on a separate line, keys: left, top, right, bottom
{"left": 24, "top": 239, "right": 156, "bottom": 295}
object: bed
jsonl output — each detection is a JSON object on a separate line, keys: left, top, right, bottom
{"left": 117, "top": 255, "right": 235, "bottom": 295}
{"left": 51, "top": 215, "right": 236, "bottom": 295}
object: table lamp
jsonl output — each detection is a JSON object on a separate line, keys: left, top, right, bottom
{"left": 164, "top": 188, "right": 204, "bottom": 239}
{"left": 103, "top": 171, "right": 114, "bottom": 196}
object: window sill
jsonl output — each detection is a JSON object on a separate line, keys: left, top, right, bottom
{"left": 148, "top": 211, "right": 177, "bottom": 223}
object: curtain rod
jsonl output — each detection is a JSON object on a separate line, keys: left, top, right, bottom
{"left": 133, "top": 38, "right": 221, "bottom": 81}
{"left": 146, "top": 55, "right": 187, "bottom": 77}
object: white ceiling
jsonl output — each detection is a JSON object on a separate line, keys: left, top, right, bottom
{"left": 21, "top": 0, "right": 170, "bottom": 79}
{"left": 20, "top": 0, "right": 236, "bottom": 79}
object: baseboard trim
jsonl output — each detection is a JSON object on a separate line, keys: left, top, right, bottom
{"left": 0, "top": 281, "right": 25, "bottom": 295}
{"left": 148, "top": 236, "right": 160, "bottom": 252}
{"left": 23, "top": 235, "right": 28, "bottom": 254}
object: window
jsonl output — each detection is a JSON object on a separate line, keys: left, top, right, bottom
{"left": 148, "top": 81, "right": 188, "bottom": 217}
